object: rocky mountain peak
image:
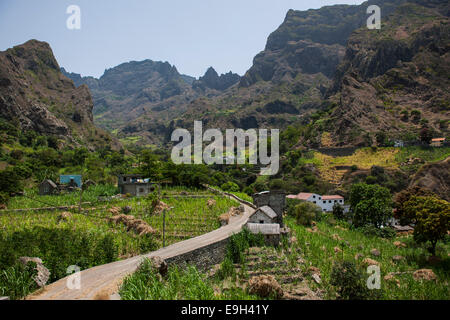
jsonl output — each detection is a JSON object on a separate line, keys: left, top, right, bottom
{"left": 193, "top": 67, "right": 240, "bottom": 91}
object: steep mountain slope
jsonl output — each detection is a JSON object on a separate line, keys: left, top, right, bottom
{"left": 0, "top": 40, "right": 119, "bottom": 151}
{"left": 323, "top": 1, "right": 450, "bottom": 147}
{"left": 62, "top": 0, "right": 448, "bottom": 149}
{"left": 62, "top": 64, "right": 240, "bottom": 145}
{"left": 175, "top": 0, "right": 408, "bottom": 139}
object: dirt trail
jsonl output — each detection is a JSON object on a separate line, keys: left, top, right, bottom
{"left": 28, "top": 201, "right": 254, "bottom": 300}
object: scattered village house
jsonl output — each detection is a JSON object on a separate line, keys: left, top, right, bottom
{"left": 287, "top": 192, "right": 348, "bottom": 213}
{"left": 39, "top": 179, "right": 58, "bottom": 196}
{"left": 39, "top": 175, "right": 82, "bottom": 196}
{"left": 118, "top": 174, "right": 157, "bottom": 197}
{"left": 245, "top": 191, "right": 289, "bottom": 246}
{"left": 431, "top": 137, "right": 446, "bottom": 147}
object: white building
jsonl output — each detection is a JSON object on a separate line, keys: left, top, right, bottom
{"left": 287, "top": 192, "right": 346, "bottom": 213}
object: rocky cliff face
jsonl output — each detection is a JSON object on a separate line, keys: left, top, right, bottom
{"left": 325, "top": 1, "right": 449, "bottom": 146}
{"left": 62, "top": 61, "right": 241, "bottom": 145}
{"left": 0, "top": 40, "right": 118, "bottom": 150}
{"left": 192, "top": 67, "right": 240, "bottom": 92}
{"left": 61, "top": 0, "right": 449, "bottom": 148}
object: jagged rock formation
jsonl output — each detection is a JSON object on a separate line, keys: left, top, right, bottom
{"left": 62, "top": 0, "right": 449, "bottom": 148}
{"left": 0, "top": 40, "right": 118, "bottom": 150}
{"left": 326, "top": 1, "right": 449, "bottom": 146}
{"left": 192, "top": 67, "right": 240, "bottom": 92}
{"left": 62, "top": 62, "right": 239, "bottom": 145}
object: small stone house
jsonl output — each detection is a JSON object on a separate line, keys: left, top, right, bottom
{"left": 246, "top": 191, "right": 289, "bottom": 246}
{"left": 246, "top": 223, "right": 280, "bottom": 246}
{"left": 83, "top": 179, "right": 96, "bottom": 189}
{"left": 39, "top": 179, "right": 58, "bottom": 196}
{"left": 248, "top": 206, "right": 278, "bottom": 224}
{"left": 252, "top": 190, "right": 286, "bottom": 227}
{"left": 118, "top": 174, "right": 157, "bottom": 197}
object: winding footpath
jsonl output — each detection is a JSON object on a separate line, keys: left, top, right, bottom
{"left": 28, "top": 201, "right": 255, "bottom": 300}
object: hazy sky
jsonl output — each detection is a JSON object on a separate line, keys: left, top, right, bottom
{"left": 0, "top": 0, "right": 365, "bottom": 78}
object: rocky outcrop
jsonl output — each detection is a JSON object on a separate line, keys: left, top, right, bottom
{"left": 0, "top": 40, "right": 119, "bottom": 150}
{"left": 326, "top": 1, "right": 450, "bottom": 146}
{"left": 193, "top": 67, "right": 240, "bottom": 91}
{"left": 18, "top": 257, "right": 50, "bottom": 288}
{"left": 409, "top": 157, "right": 450, "bottom": 201}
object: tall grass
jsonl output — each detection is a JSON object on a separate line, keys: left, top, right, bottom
{"left": 287, "top": 216, "right": 450, "bottom": 300}
{"left": 0, "top": 187, "right": 237, "bottom": 299}
{"left": 120, "top": 260, "right": 215, "bottom": 300}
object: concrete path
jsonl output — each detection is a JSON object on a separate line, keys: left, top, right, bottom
{"left": 28, "top": 202, "right": 254, "bottom": 300}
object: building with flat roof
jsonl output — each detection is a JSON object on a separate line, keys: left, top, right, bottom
{"left": 118, "top": 174, "right": 157, "bottom": 197}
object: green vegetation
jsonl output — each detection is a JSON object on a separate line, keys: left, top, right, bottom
{"left": 120, "top": 261, "right": 215, "bottom": 300}
{"left": 120, "top": 230, "right": 265, "bottom": 300}
{"left": 349, "top": 183, "right": 393, "bottom": 228}
{"left": 0, "top": 187, "right": 237, "bottom": 299}
{"left": 294, "top": 201, "right": 322, "bottom": 226}
{"left": 287, "top": 216, "right": 450, "bottom": 300}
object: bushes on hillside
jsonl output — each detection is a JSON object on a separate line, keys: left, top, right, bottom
{"left": 221, "top": 181, "right": 240, "bottom": 193}
{"left": 403, "top": 195, "right": 450, "bottom": 255}
{"left": 349, "top": 183, "right": 392, "bottom": 228}
{"left": 332, "top": 203, "right": 345, "bottom": 220}
{"left": 330, "top": 260, "right": 371, "bottom": 300}
{"left": 294, "top": 202, "right": 323, "bottom": 226}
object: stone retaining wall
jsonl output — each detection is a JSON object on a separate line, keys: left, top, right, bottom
{"left": 165, "top": 238, "right": 230, "bottom": 271}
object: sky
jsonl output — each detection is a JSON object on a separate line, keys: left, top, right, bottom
{"left": 0, "top": 0, "right": 365, "bottom": 79}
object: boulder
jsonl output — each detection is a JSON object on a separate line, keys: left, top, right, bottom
{"left": 393, "top": 241, "right": 407, "bottom": 248}
{"left": 121, "top": 206, "right": 132, "bottom": 214}
{"left": 311, "top": 273, "right": 321, "bottom": 284}
{"left": 362, "top": 258, "right": 379, "bottom": 266}
{"left": 207, "top": 199, "right": 216, "bottom": 207}
{"left": 149, "top": 256, "right": 168, "bottom": 277}
{"left": 18, "top": 257, "right": 50, "bottom": 287}
{"left": 57, "top": 211, "right": 72, "bottom": 222}
{"left": 413, "top": 269, "right": 436, "bottom": 281}
{"left": 332, "top": 234, "right": 343, "bottom": 241}
{"left": 308, "top": 266, "right": 321, "bottom": 276}
{"left": 392, "top": 255, "right": 404, "bottom": 262}
{"left": 248, "top": 275, "right": 283, "bottom": 299}
{"left": 370, "top": 249, "right": 381, "bottom": 257}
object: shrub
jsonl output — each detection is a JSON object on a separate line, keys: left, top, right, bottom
{"left": 286, "top": 198, "right": 303, "bottom": 217}
{"left": 330, "top": 260, "right": 370, "bottom": 300}
{"left": 120, "top": 261, "right": 215, "bottom": 300}
{"left": 404, "top": 195, "right": 450, "bottom": 255}
{"left": 226, "top": 229, "right": 264, "bottom": 264}
{"left": 394, "top": 186, "right": 434, "bottom": 225}
{"left": 0, "top": 264, "right": 38, "bottom": 300}
{"left": 221, "top": 181, "right": 240, "bottom": 193}
{"left": 332, "top": 203, "right": 345, "bottom": 220}
{"left": 349, "top": 183, "right": 392, "bottom": 228}
{"left": 216, "top": 256, "right": 235, "bottom": 280}
{"left": 0, "top": 192, "right": 10, "bottom": 206}
{"left": 294, "top": 202, "right": 322, "bottom": 226}
{"left": 268, "top": 179, "right": 285, "bottom": 191}
{"left": 359, "top": 225, "right": 396, "bottom": 239}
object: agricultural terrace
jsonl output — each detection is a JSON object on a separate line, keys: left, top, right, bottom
{"left": 0, "top": 185, "right": 239, "bottom": 299}
{"left": 303, "top": 147, "right": 450, "bottom": 185}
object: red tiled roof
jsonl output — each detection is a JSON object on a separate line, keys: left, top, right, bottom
{"left": 294, "top": 193, "right": 315, "bottom": 200}
{"left": 432, "top": 138, "right": 445, "bottom": 142}
{"left": 322, "top": 195, "right": 344, "bottom": 200}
